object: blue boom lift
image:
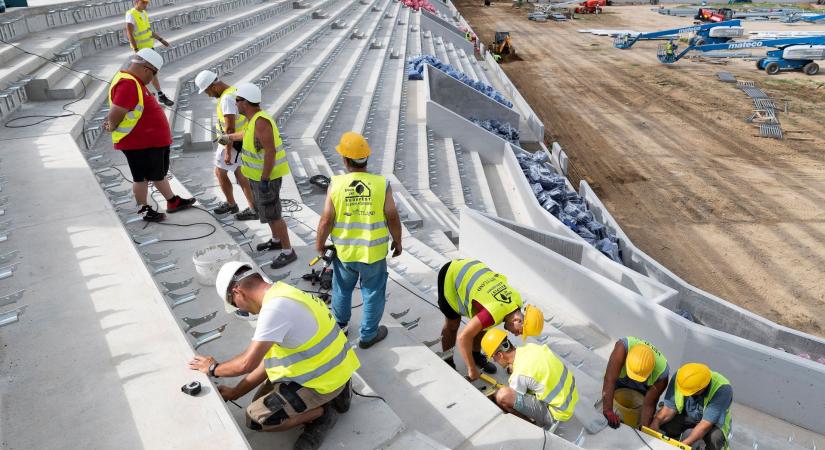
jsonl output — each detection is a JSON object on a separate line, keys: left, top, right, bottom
{"left": 658, "top": 35, "right": 825, "bottom": 75}
{"left": 783, "top": 13, "right": 825, "bottom": 23}
{"left": 614, "top": 20, "right": 743, "bottom": 49}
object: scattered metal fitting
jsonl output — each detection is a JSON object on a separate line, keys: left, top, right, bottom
{"left": 162, "top": 278, "right": 193, "bottom": 292}
{"left": 0, "top": 263, "right": 20, "bottom": 280}
{"left": 401, "top": 317, "right": 420, "bottom": 329}
{"left": 191, "top": 324, "right": 226, "bottom": 349}
{"left": 149, "top": 258, "right": 177, "bottom": 274}
{"left": 390, "top": 308, "right": 409, "bottom": 319}
{"left": 0, "top": 250, "right": 19, "bottom": 265}
{"left": 0, "top": 289, "right": 24, "bottom": 308}
{"left": 134, "top": 236, "right": 159, "bottom": 247}
{"left": 0, "top": 306, "right": 26, "bottom": 328}
{"left": 111, "top": 195, "right": 133, "bottom": 206}
{"left": 0, "top": 232, "right": 11, "bottom": 243}
{"left": 143, "top": 249, "right": 173, "bottom": 261}
{"left": 169, "top": 288, "right": 200, "bottom": 308}
{"left": 422, "top": 337, "right": 441, "bottom": 347}
{"left": 181, "top": 310, "right": 217, "bottom": 331}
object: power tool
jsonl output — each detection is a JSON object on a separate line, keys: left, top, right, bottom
{"left": 304, "top": 246, "right": 335, "bottom": 292}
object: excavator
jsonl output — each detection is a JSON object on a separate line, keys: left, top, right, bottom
{"left": 658, "top": 35, "right": 825, "bottom": 75}
{"left": 614, "top": 19, "right": 743, "bottom": 49}
{"left": 490, "top": 31, "right": 515, "bottom": 62}
{"left": 574, "top": 0, "right": 610, "bottom": 14}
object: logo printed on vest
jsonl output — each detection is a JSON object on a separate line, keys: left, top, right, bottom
{"left": 491, "top": 284, "right": 513, "bottom": 304}
{"left": 344, "top": 180, "right": 372, "bottom": 201}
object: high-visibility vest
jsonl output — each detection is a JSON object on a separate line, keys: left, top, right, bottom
{"left": 215, "top": 86, "right": 248, "bottom": 134}
{"left": 240, "top": 111, "right": 289, "bottom": 181}
{"left": 330, "top": 172, "right": 389, "bottom": 264}
{"left": 619, "top": 336, "right": 669, "bottom": 387}
{"left": 674, "top": 371, "right": 732, "bottom": 450}
{"left": 107, "top": 71, "right": 144, "bottom": 144}
{"left": 510, "top": 343, "right": 579, "bottom": 422}
{"left": 127, "top": 8, "right": 154, "bottom": 50}
{"left": 262, "top": 282, "right": 360, "bottom": 394}
{"left": 443, "top": 259, "right": 522, "bottom": 327}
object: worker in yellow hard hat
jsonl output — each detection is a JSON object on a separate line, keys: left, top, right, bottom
{"left": 601, "top": 336, "right": 669, "bottom": 429}
{"left": 316, "top": 132, "right": 403, "bottom": 349}
{"left": 481, "top": 328, "right": 578, "bottom": 429}
{"left": 650, "top": 363, "right": 732, "bottom": 450}
{"left": 437, "top": 259, "right": 543, "bottom": 380}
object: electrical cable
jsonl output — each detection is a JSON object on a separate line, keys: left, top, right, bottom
{"left": 542, "top": 429, "right": 547, "bottom": 450}
{"left": 633, "top": 428, "right": 655, "bottom": 450}
{"left": 352, "top": 389, "right": 386, "bottom": 403}
{"left": 135, "top": 220, "right": 217, "bottom": 243}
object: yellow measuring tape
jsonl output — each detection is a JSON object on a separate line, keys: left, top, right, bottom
{"left": 640, "top": 426, "right": 693, "bottom": 450}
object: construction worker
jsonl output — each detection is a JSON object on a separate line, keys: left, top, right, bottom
{"left": 437, "top": 259, "right": 541, "bottom": 379}
{"left": 481, "top": 329, "right": 579, "bottom": 429}
{"left": 124, "top": 0, "right": 174, "bottom": 106}
{"left": 104, "top": 48, "right": 195, "bottom": 221}
{"left": 664, "top": 39, "right": 675, "bottom": 60}
{"left": 216, "top": 82, "right": 296, "bottom": 269}
{"left": 190, "top": 262, "right": 359, "bottom": 449}
{"left": 650, "top": 363, "right": 732, "bottom": 450}
{"left": 194, "top": 70, "right": 257, "bottom": 221}
{"left": 315, "top": 132, "right": 403, "bottom": 349}
{"left": 601, "top": 336, "right": 669, "bottom": 429}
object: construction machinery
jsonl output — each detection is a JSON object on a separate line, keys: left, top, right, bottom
{"left": 614, "top": 19, "right": 743, "bottom": 49}
{"left": 658, "top": 35, "right": 825, "bottom": 75}
{"left": 490, "top": 31, "right": 516, "bottom": 62}
{"left": 695, "top": 7, "right": 734, "bottom": 22}
{"left": 783, "top": 13, "right": 825, "bottom": 23}
{"left": 574, "top": 0, "right": 610, "bottom": 14}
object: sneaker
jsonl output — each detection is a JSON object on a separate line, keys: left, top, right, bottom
{"left": 331, "top": 380, "right": 352, "bottom": 413}
{"left": 293, "top": 405, "right": 338, "bottom": 450}
{"left": 138, "top": 205, "right": 165, "bottom": 222}
{"left": 256, "top": 239, "right": 283, "bottom": 252}
{"left": 234, "top": 310, "right": 255, "bottom": 321}
{"left": 235, "top": 207, "right": 257, "bottom": 221}
{"left": 214, "top": 202, "right": 239, "bottom": 215}
{"left": 166, "top": 195, "right": 196, "bottom": 213}
{"left": 157, "top": 92, "right": 175, "bottom": 107}
{"left": 473, "top": 351, "right": 498, "bottom": 374}
{"left": 270, "top": 250, "right": 297, "bottom": 269}
{"left": 358, "top": 325, "right": 388, "bottom": 349}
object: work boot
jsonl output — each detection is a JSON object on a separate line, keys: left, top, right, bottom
{"left": 235, "top": 207, "right": 257, "bottom": 221}
{"left": 358, "top": 325, "right": 388, "bottom": 349}
{"left": 270, "top": 250, "right": 297, "bottom": 269}
{"left": 331, "top": 380, "right": 352, "bottom": 413}
{"left": 138, "top": 205, "right": 165, "bottom": 222}
{"left": 473, "top": 351, "right": 498, "bottom": 374}
{"left": 214, "top": 202, "right": 239, "bottom": 215}
{"left": 157, "top": 92, "right": 175, "bottom": 107}
{"left": 293, "top": 405, "right": 338, "bottom": 450}
{"left": 166, "top": 195, "right": 196, "bottom": 213}
{"left": 256, "top": 239, "right": 283, "bottom": 252}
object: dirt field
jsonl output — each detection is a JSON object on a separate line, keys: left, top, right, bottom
{"left": 453, "top": 2, "right": 825, "bottom": 337}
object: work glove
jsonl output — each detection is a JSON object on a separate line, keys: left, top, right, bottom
{"left": 214, "top": 133, "right": 231, "bottom": 146}
{"left": 603, "top": 409, "right": 621, "bottom": 429}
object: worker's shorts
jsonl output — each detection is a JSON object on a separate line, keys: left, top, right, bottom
{"left": 121, "top": 146, "right": 170, "bottom": 182}
{"left": 245, "top": 380, "right": 344, "bottom": 431}
{"left": 214, "top": 141, "right": 244, "bottom": 171}
{"left": 437, "top": 262, "right": 461, "bottom": 321}
{"left": 249, "top": 178, "right": 282, "bottom": 223}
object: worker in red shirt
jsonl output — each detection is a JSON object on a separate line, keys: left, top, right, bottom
{"left": 103, "top": 48, "right": 195, "bottom": 221}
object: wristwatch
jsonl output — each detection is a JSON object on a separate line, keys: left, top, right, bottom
{"left": 208, "top": 361, "right": 220, "bottom": 378}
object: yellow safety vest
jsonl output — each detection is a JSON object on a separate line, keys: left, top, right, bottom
{"left": 107, "top": 71, "right": 144, "bottom": 144}
{"left": 444, "top": 259, "right": 522, "bottom": 327}
{"left": 215, "top": 86, "right": 248, "bottom": 134}
{"left": 240, "top": 111, "right": 289, "bottom": 181}
{"left": 619, "top": 336, "right": 669, "bottom": 387}
{"left": 127, "top": 8, "right": 154, "bottom": 50}
{"left": 262, "top": 282, "right": 360, "bottom": 394}
{"left": 330, "top": 172, "right": 389, "bottom": 264}
{"left": 674, "top": 371, "right": 732, "bottom": 450}
{"left": 510, "top": 343, "right": 579, "bottom": 422}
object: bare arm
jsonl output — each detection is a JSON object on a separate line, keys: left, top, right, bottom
{"left": 222, "top": 114, "right": 236, "bottom": 162}
{"left": 601, "top": 341, "right": 626, "bottom": 414}
{"left": 384, "top": 185, "right": 402, "bottom": 256}
{"left": 188, "top": 340, "right": 271, "bottom": 378}
{"left": 650, "top": 405, "right": 677, "bottom": 432}
{"left": 641, "top": 377, "right": 668, "bottom": 427}
{"left": 126, "top": 23, "right": 137, "bottom": 50}
{"left": 256, "top": 118, "right": 276, "bottom": 180}
{"left": 316, "top": 194, "right": 335, "bottom": 254}
{"left": 680, "top": 420, "right": 714, "bottom": 446}
{"left": 220, "top": 361, "right": 269, "bottom": 401}
{"left": 458, "top": 316, "right": 484, "bottom": 380}
{"left": 104, "top": 104, "right": 130, "bottom": 132}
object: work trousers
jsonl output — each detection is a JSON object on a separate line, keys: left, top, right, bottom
{"left": 661, "top": 413, "right": 726, "bottom": 450}
{"left": 331, "top": 257, "right": 387, "bottom": 342}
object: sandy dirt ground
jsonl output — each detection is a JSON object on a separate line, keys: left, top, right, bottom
{"left": 453, "top": 2, "right": 825, "bottom": 337}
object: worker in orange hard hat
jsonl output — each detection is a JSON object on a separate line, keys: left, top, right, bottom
{"left": 601, "top": 336, "right": 669, "bottom": 429}
{"left": 651, "top": 363, "right": 733, "bottom": 450}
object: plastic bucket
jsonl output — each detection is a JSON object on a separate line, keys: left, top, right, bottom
{"left": 192, "top": 243, "right": 241, "bottom": 286}
{"left": 613, "top": 388, "right": 644, "bottom": 428}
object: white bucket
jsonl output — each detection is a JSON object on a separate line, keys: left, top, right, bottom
{"left": 192, "top": 243, "right": 241, "bottom": 286}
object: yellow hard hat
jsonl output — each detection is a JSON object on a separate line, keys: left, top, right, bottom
{"left": 676, "top": 363, "right": 711, "bottom": 396}
{"left": 335, "top": 131, "right": 371, "bottom": 159}
{"left": 481, "top": 328, "right": 509, "bottom": 358}
{"left": 625, "top": 344, "right": 656, "bottom": 382}
{"left": 521, "top": 305, "right": 544, "bottom": 342}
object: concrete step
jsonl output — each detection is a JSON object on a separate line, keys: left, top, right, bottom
{"left": 27, "top": 61, "right": 74, "bottom": 101}
{"left": 47, "top": 70, "right": 92, "bottom": 100}
{"left": 458, "top": 147, "right": 498, "bottom": 215}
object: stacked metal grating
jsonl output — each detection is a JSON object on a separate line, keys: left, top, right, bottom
{"left": 738, "top": 80, "right": 782, "bottom": 139}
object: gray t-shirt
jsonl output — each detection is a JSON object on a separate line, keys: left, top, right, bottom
{"left": 252, "top": 297, "right": 318, "bottom": 348}
{"left": 663, "top": 378, "right": 733, "bottom": 428}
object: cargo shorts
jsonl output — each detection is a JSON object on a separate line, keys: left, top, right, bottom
{"left": 249, "top": 178, "right": 282, "bottom": 223}
{"left": 245, "top": 380, "right": 344, "bottom": 431}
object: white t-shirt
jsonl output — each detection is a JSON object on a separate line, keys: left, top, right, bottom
{"left": 124, "top": 11, "right": 137, "bottom": 26}
{"left": 219, "top": 92, "right": 239, "bottom": 118}
{"left": 252, "top": 297, "right": 318, "bottom": 348}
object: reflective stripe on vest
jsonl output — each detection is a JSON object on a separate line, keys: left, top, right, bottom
{"left": 261, "top": 282, "right": 360, "bottom": 394}
{"left": 128, "top": 9, "right": 154, "bottom": 50}
{"left": 674, "top": 371, "right": 732, "bottom": 449}
{"left": 215, "top": 86, "right": 248, "bottom": 134}
{"left": 511, "top": 344, "right": 579, "bottom": 422}
{"left": 240, "top": 111, "right": 289, "bottom": 181}
{"left": 619, "top": 336, "right": 669, "bottom": 387}
{"left": 330, "top": 172, "right": 389, "bottom": 264}
{"left": 443, "top": 259, "right": 522, "bottom": 326}
{"left": 108, "top": 71, "right": 145, "bottom": 144}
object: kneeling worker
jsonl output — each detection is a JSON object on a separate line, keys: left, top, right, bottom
{"left": 189, "top": 262, "right": 360, "bottom": 450}
{"left": 438, "top": 259, "right": 538, "bottom": 379}
{"left": 650, "top": 363, "right": 732, "bottom": 450}
{"left": 481, "top": 328, "right": 579, "bottom": 429}
{"left": 601, "top": 336, "right": 669, "bottom": 429}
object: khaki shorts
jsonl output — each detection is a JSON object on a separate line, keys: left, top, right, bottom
{"left": 246, "top": 380, "right": 344, "bottom": 431}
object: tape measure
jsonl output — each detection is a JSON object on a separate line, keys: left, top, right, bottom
{"left": 640, "top": 426, "right": 692, "bottom": 450}
{"left": 181, "top": 381, "right": 202, "bottom": 396}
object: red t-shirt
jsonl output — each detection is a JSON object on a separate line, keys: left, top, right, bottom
{"left": 472, "top": 301, "right": 494, "bottom": 329}
{"left": 110, "top": 71, "right": 172, "bottom": 150}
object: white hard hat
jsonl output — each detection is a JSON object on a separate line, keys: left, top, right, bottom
{"left": 195, "top": 70, "right": 218, "bottom": 94}
{"left": 234, "top": 82, "right": 261, "bottom": 103}
{"left": 215, "top": 261, "right": 254, "bottom": 304}
{"left": 134, "top": 48, "right": 163, "bottom": 71}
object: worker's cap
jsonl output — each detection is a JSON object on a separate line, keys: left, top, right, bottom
{"left": 133, "top": 48, "right": 163, "bottom": 71}
{"left": 625, "top": 344, "right": 656, "bottom": 382}
{"left": 195, "top": 70, "right": 218, "bottom": 94}
{"left": 335, "top": 131, "right": 371, "bottom": 161}
{"left": 234, "top": 82, "right": 262, "bottom": 104}
{"left": 215, "top": 261, "right": 259, "bottom": 306}
{"left": 675, "top": 363, "right": 711, "bottom": 396}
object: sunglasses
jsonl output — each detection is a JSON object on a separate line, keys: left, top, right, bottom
{"left": 144, "top": 64, "right": 158, "bottom": 76}
{"left": 226, "top": 268, "right": 255, "bottom": 307}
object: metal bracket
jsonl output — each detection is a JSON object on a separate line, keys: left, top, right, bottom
{"left": 122, "top": 215, "right": 142, "bottom": 224}
{"left": 143, "top": 249, "right": 173, "bottom": 261}
{"left": 162, "top": 277, "right": 193, "bottom": 292}
{"left": 0, "top": 306, "right": 26, "bottom": 328}
{"left": 0, "top": 232, "right": 11, "bottom": 243}
{"left": 111, "top": 195, "right": 132, "bottom": 206}
{"left": 191, "top": 324, "right": 226, "bottom": 349}
{"left": 148, "top": 258, "right": 177, "bottom": 274}
{"left": 0, "top": 289, "right": 24, "bottom": 308}
{"left": 401, "top": 317, "right": 420, "bottom": 329}
{"left": 0, "top": 262, "right": 20, "bottom": 280}
{"left": 181, "top": 310, "right": 217, "bottom": 331}
{"left": 422, "top": 337, "right": 441, "bottom": 347}
{"left": 169, "top": 288, "right": 200, "bottom": 308}
{"left": 390, "top": 308, "right": 409, "bottom": 319}
{"left": 134, "top": 236, "right": 159, "bottom": 247}
{"left": 0, "top": 250, "right": 19, "bottom": 265}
